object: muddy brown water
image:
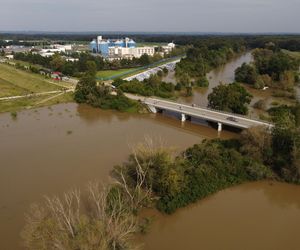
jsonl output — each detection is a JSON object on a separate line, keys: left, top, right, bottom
{"left": 163, "top": 52, "right": 253, "bottom": 106}
{"left": 0, "top": 104, "right": 235, "bottom": 250}
{"left": 140, "top": 181, "right": 300, "bottom": 250}
{"left": 1, "top": 53, "right": 299, "bottom": 250}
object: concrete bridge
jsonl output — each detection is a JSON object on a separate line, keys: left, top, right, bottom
{"left": 125, "top": 94, "right": 273, "bottom": 131}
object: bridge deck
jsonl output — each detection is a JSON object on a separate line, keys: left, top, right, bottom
{"left": 125, "top": 94, "right": 273, "bottom": 129}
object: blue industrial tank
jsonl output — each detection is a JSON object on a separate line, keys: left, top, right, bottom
{"left": 90, "top": 40, "right": 97, "bottom": 53}
{"left": 128, "top": 39, "right": 136, "bottom": 48}
{"left": 98, "top": 41, "right": 109, "bottom": 56}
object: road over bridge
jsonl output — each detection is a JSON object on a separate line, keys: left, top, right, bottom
{"left": 125, "top": 94, "right": 273, "bottom": 131}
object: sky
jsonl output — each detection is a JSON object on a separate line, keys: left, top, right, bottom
{"left": 0, "top": 0, "right": 299, "bottom": 33}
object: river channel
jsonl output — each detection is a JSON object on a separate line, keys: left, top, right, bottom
{"left": 1, "top": 53, "right": 300, "bottom": 249}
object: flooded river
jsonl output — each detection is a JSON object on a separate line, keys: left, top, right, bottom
{"left": 141, "top": 181, "right": 300, "bottom": 250}
{"left": 163, "top": 52, "right": 253, "bottom": 106}
{"left": 1, "top": 52, "right": 299, "bottom": 250}
{"left": 0, "top": 104, "right": 234, "bottom": 249}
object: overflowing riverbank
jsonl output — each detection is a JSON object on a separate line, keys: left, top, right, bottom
{"left": 0, "top": 52, "right": 299, "bottom": 249}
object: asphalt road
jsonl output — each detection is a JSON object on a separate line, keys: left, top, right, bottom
{"left": 125, "top": 93, "right": 273, "bottom": 129}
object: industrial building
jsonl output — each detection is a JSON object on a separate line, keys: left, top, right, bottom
{"left": 90, "top": 36, "right": 136, "bottom": 56}
{"left": 108, "top": 46, "right": 155, "bottom": 59}
{"left": 90, "top": 35, "right": 157, "bottom": 59}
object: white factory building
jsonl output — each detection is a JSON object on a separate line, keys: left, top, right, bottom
{"left": 39, "top": 44, "right": 73, "bottom": 57}
{"left": 108, "top": 46, "right": 155, "bottom": 59}
{"left": 162, "top": 42, "right": 176, "bottom": 53}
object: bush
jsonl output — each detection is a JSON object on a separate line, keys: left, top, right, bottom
{"left": 74, "top": 73, "right": 141, "bottom": 113}
{"left": 196, "top": 76, "right": 209, "bottom": 87}
{"left": 117, "top": 76, "right": 175, "bottom": 99}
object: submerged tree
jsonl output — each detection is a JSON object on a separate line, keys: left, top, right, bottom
{"left": 22, "top": 184, "right": 142, "bottom": 250}
{"left": 208, "top": 82, "right": 252, "bottom": 115}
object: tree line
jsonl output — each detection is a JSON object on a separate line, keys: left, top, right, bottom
{"left": 235, "top": 48, "right": 300, "bottom": 90}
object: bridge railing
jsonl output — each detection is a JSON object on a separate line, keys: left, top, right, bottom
{"left": 144, "top": 96, "right": 273, "bottom": 125}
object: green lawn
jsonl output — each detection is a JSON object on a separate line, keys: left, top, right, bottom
{"left": 96, "top": 56, "right": 183, "bottom": 81}
{"left": 0, "top": 63, "right": 62, "bottom": 95}
{"left": 0, "top": 92, "right": 74, "bottom": 113}
{"left": 96, "top": 68, "right": 138, "bottom": 79}
{"left": 0, "top": 77, "right": 30, "bottom": 97}
{"left": 0, "top": 63, "right": 74, "bottom": 113}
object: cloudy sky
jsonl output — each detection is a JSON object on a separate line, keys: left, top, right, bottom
{"left": 0, "top": 0, "right": 299, "bottom": 33}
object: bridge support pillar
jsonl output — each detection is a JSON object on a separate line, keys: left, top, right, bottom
{"left": 148, "top": 105, "right": 157, "bottom": 113}
{"left": 181, "top": 114, "right": 186, "bottom": 122}
{"left": 218, "top": 122, "right": 222, "bottom": 132}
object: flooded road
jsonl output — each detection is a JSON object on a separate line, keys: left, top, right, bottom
{"left": 0, "top": 103, "right": 235, "bottom": 250}
{"left": 141, "top": 181, "right": 300, "bottom": 250}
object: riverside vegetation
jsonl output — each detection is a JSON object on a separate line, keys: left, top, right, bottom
{"left": 235, "top": 48, "right": 300, "bottom": 92}
{"left": 22, "top": 103, "right": 300, "bottom": 249}
{"left": 113, "top": 40, "right": 247, "bottom": 100}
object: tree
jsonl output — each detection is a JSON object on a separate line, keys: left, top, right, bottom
{"left": 74, "top": 73, "right": 97, "bottom": 103}
{"left": 86, "top": 60, "right": 97, "bottom": 76}
{"left": 208, "top": 82, "right": 252, "bottom": 115}
{"left": 22, "top": 185, "right": 140, "bottom": 250}
{"left": 196, "top": 76, "right": 209, "bottom": 87}
{"left": 139, "top": 54, "right": 151, "bottom": 66}
{"left": 179, "top": 73, "right": 191, "bottom": 87}
{"left": 270, "top": 108, "right": 300, "bottom": 181}
{"left": 235, "top": 63, "right": 257, "bottom": 84}
{"left": 50, "top": 54, "right": 65, "bottom": 71}
{"left": 240, "top": 126, "right": 272, "bottom": 163}
{"left": 185, "top": 85, "right": 193, "bottom": 97}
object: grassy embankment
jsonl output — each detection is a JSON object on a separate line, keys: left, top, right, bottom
{"left": 0, "top": 63, "right": 74, "bottom": 113}
{"left": 96, "top": 56, "right": 183, "bottom": 81}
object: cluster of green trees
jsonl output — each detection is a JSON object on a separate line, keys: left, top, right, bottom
{"left": 176, "top": 42, "right": 245, "bottom": 79}
{"left": 169, "top": 40, "right": 246, "bottom": 95}
{"left": 13, "top": 51, "right": 173, "bottom": 77}
{"left": 113, "top": 73, "right": 175, "bottom": 99}
{"left": 235, "top": 49, "right": 300, "bottom": 90}
{"left": 208, "top": 82, "right": 253, "bottom": 115}
{"left": 74, "top": 64, "right": 142, "bottom": 113}
{"left": 116, "top": 104, "right": 300, "bottom": 214}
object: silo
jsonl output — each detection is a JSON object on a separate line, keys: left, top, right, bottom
{"left": 128, "top": 39, "right": 136, "bottom": 48}
{"left": 114, "top": 40, "right": 123, "bottom": 48}
{"left": 98, "top": 41, "right": 109, "bottom": 56}
{"left": 90, "top": 40, "right": 98, "bottom": 53}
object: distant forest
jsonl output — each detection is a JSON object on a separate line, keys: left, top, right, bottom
{"left": 1, "top": 33, "right": 300, "bottom": 51}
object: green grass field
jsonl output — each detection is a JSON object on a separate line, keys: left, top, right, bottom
{"left": 96, "top": 68, "right": 136, "bottom": 79}
{"left": 96, "top": 56, "right": 183, "bottom": 81}
{"left": 0, "top": 63, "right": 74, "bottom": 113}
{"left": 0, "top": 92, "right": 74, "bottom": 113}
{"left": 0, "top": 77, "right": 30, "bottom": 97}
{"left": 0, "top": 63, "right": 62, "bottom": 95}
